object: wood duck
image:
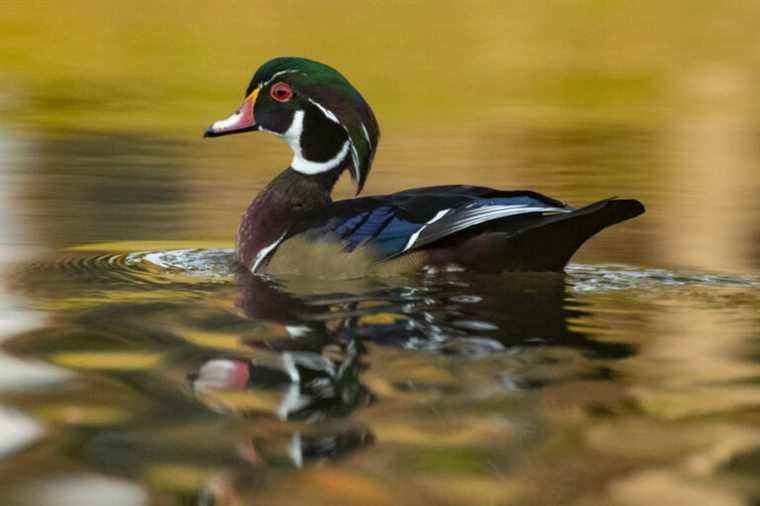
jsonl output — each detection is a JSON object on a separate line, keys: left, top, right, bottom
{"left": 204, "top": 57, "right": 645, "bottom": 278}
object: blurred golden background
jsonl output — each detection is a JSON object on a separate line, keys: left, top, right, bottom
{"left": 3, "top": 0, "right": 759, "bottom": 131}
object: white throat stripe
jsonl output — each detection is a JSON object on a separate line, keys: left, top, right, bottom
{"left": 306, "top": 98, "right": 366, "bottom": 181}
{"left": 283, "top": 109, "right": 350, "bottom": 175}
{"left": 292, "top": 140, "right": 350, "bottom": 174}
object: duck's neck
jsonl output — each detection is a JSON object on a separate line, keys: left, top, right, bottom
{"left": 236, "top": 167, "right": 342, "bottom": 271}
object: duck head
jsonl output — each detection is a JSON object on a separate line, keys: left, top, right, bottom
{"left": 204, "top": 57, "right": 379, "bottom": 194}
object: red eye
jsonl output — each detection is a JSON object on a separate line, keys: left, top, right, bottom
{"left": 270, "top": 82, "right": 293, "bottom": 102}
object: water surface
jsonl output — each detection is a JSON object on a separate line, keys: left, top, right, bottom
{"left": 2, "top": 242, "right": 759, "bottom": 505}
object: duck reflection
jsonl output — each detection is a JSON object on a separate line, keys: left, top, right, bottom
{"left": 188, "top": 270, "right": 633, "bottom": 423}
{"left": 188, "top": 271, "right": 373, "bottom": 422}
{"left": 176, "top": 269, "right": 633, "bottom": 502}
{"left": 189, "top": 339, "right": 371, "bottom": 422}
{"left": 233, "top": 269, "right": 631, "bottom": 356}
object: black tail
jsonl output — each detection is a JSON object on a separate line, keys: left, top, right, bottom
{"left": 461, "top": 198, "right": 645, "bottom": 272}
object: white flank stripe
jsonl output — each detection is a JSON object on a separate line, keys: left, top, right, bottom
{"left": 360, "top": 122, "right": 371, "bottom": 144}
{"left": 402, "top": 208, "right": 451, "bottom": 252}
{"left": 251, "top": 231, "right": 286, "bottom": 273}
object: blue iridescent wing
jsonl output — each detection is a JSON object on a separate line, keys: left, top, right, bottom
{"left": 288, "top": 186, "right": 572, "bottom": 259}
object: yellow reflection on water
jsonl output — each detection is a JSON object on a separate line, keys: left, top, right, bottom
{"left": 144, "top": 464, "right": 224, "bottom": 493}
{"left": 33, "top": 404, "right": 131, "bottom": 426}
{"left": 48, "top": 351, "right": 164, "bottom": 370}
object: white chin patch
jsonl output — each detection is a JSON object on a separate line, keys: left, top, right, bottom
{"left": 283, "top": 110, "right": 349, "bottom": 175}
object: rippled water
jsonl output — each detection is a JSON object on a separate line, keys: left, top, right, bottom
{"left": 2, "top": 241, "right": 760, "bottom": 505}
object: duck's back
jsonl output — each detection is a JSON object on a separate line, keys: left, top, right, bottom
{"left": 261, "top": 185, "right": 645, "bottom": 277}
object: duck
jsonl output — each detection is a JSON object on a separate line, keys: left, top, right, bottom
{"left": 204, "top": 57, "right": 645, "bottom": 278}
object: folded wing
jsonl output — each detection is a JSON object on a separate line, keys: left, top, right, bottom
{"left": 288, "top": 185, "right": 573, "bottom": 259}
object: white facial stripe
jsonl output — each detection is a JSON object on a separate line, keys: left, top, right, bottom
{"left": 360, "top": 123, "right": 371, "bottom": 145}
{"left": 282, "top": 109, "right": 351, "bottom": 175}
{"left": 349, "top": 142, "right": 361, "bottom": 181}
{"left": 307, "top": 98, "right": 339, "bottom": 123}
{"left": 263, "top": 69, "right": 300, "bottom": 87}
{"left": 251, "top": 231, "right": 286, "bottom": 273}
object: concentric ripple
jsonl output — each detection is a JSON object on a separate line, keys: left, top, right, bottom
{"left": 14, "top": 248, "right": 236, "bottom": 290}
{"left": 20, "top": 251, "right": 167, "bottom": 286}
{"left": 127, "top": 248, "right": 236, "bottom": 280}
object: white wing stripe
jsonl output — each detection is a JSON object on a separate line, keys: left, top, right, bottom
{"left": 402, "top": 208, "right": 451, "bottom": 252}
{"left": 413, "top": 205, "right": 569, "bottom": 249}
